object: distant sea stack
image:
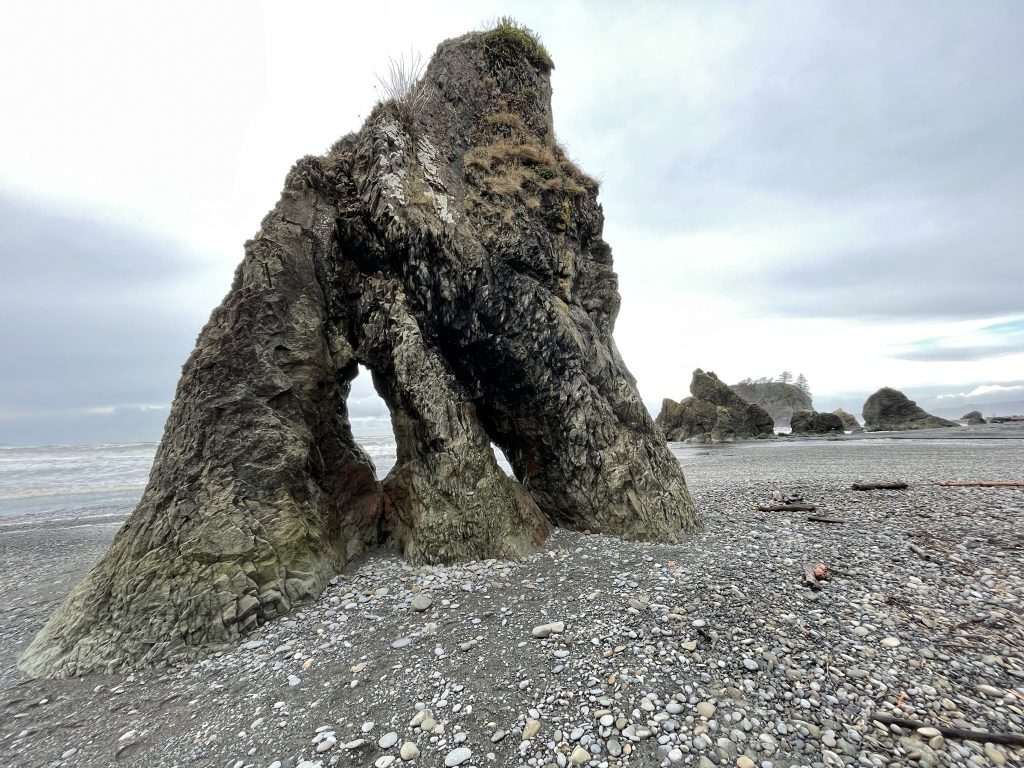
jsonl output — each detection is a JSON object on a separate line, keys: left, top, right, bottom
{"left": 833, "top": 408, "right": 863, "bottom": 432}
{"left": 862, "top": 387, "right": 956, "bottom": 431}
{"left": 730, "top": 380, "right": 812, "bottom": 427}
{"left": 961, "top": 410, "right": 986, "bottom": 425}
{"left": 19, "top": 22, "right": 700, "bottom": 679}
{"left": 789, "top": 410, "right": 844, "bottom": 435}
{"left": 657, "top": 369, "right": 775, "bottom": 443}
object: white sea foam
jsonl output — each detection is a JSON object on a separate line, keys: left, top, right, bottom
{"left": 0, "top": 419, "right": 529, "bottom": 520}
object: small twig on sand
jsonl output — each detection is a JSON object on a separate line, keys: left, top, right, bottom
{"left": 852, "top": 482, "right": 909, "bottom": 490}
{"left": 908, "top": 543, "right": 933, "bottom": 561}
{"left": 807, "top": 515, "right": 846, "bottom": 523}
{"left": 757, "top": 503, "right": 817, "bottom": 512}
{"left": 869, "top": 713, "right": 1024, "bottom": 746}
{"left": 936, "top": 481, "right": 1024, "bottom": 487}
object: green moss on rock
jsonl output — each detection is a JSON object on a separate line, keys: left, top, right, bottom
{"left": 483, "top": 17, "right": 553, "bottom": 72}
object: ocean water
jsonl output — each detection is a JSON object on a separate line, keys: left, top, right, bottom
{"left": 0, "top": 442, "right": 156, "bottom": 522}
{"left": 0, "top": 419, "right": 503, "bottom": 522}
{"left": 0, "top": 417, "right": 709, "bottom": 523}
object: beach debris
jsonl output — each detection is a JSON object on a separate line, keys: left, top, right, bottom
{"left": 802, "top": 563, "right": 823, "bottom": 590}
{"left": 869, "top": 713, "right": 1024, "bottom": 747}
{"left": 908, "top": 543, "right": 934, "bottom": 560}
{"left": 852, "top": 481, "right": 908, "bottom": 490}
{"left": 775, "top": 490, "right": 805, "bottom": 503}
{"left": 812, "top": 563, "right": 829, "bottom": 580}
{"left": 936, "top": 481, "right": 1024, "bottom": 487}
{"left": 757, "top": 502, "right": 817, "bottom": 512}
{"left": 807, "top": 515, "right": 846, "bottom": 523}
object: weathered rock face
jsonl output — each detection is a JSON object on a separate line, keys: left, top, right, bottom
{"left": 862, "top": 387, "right": 955, "bottom": 431}
{"left": 961, "top": 410, "right": 986, "bottom": 425}
{"left": 789, "top": 410, "right": 844, "bottom": 435}
{"left": 657, "top": 370, "right": 775, "bottom": 443}
{"left": 20, "top": 26, "right": 700, "bottom": 678}
{"left": 833, "top": 408, "right": 863, "bottom": 432}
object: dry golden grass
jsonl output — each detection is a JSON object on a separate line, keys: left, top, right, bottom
{"left": 463, "top": 102, "right": 599, "bottom": 230}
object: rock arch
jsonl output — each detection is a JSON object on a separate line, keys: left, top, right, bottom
{"left": 20, "top": 28, "right": 700, "bottom": 678}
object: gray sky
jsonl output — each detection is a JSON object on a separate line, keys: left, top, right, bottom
{"left": 1, "top": 0, "right": 1022, "bottom": 443}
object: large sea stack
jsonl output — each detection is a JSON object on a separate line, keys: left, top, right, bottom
{"left": 657, "top": 369, "right": 775, "bottom": 443}
{"left": 729, "top": 380, "right": 812, "bottom": 427}
{"left": 20, "top": 24, "right": 700, "bottom": 678}
{"left": 789, "top": 410, "right": 844, "bottom": 435}
{"left": 862, "top": 387, "right": 956, "bottom": 431}
{"left": 961, "top": 410, "right": 986, "bottom": 425}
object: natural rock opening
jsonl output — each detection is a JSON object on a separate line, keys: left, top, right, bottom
{"left": 20, "top": 26, "right": 701, "bottom": 678}
{"left": 491, "top": 444, "right": 515, "bottom": 477}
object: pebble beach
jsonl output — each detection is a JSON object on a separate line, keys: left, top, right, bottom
{"left": 2, "top": 433, "right": 1023, "bottom": 768}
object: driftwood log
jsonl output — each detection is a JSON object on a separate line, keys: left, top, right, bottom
{"left": 757, "top": 503, "right": 817, "bottom": 512}
{"left": 908, "top": 543, "right": 934, "bottom": 560}
{"left": 870, "top": 713, "right": 1024, "bottom": 747}
{"left": 936, "top": 481, "right": 1024, "bottom": 487}
{"left": 852, "top": 482, "right": 908, "bottom": 490}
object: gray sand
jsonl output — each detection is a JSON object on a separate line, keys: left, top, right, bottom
{"left": 2, "top": 435, "right": 1022, "bottom": 768}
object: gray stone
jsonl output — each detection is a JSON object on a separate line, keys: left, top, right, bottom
{"left": 400, "top": 742, "right": 420, "bottom": 760}
{"left": 411, "top": 594, "right": 432, "bottom": 612}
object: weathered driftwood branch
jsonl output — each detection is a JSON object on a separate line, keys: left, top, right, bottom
{"left": 908, "top": 543, "right": 933, "bottom": 561}
{"left": 852, "top": 482, "right": 908, "bottom": 490}
{"left": 869, "top": 713, "right": 1024, "bottom": 746}
{"left": 802, "top": 563, "right": 822, "bottom": 590}
{"left": 757, "top": 502, "right": 817, "bottom": 512}
{"left": 936, "top": 481, "right": 1024, "bottom": 487}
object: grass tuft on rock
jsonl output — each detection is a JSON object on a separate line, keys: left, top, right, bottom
{"left": 482, "top": 17, "right": 553, "bottom": 72}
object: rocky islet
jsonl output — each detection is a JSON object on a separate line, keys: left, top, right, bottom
{"left": 862, "top": 387, "right": 956, "bottom": 432}
{"left": 657, "top": 370, "right": 775, "bottom": 443}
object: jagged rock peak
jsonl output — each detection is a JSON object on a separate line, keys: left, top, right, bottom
{"left": 657, "top": 369, "right": 776, "bottom": 443}
{"left": 862, "top": 387, "right": 955, "bottom": 431}
{"left": 20, "top": 23, "right": 700, "bottom": 679}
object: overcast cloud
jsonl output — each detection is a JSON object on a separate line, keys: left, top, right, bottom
{"left": 1, "top": 0, "right": 1022, "bottom": 443}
